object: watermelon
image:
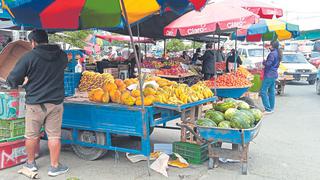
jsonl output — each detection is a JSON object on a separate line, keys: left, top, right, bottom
{"left": 224, "top": 98, "right": 237, "bottom": 103}
{"left": 224, "top": 108, "right": 239, "bottom": 121}
{"left": 213, "top": 101, "right": 237, "bottom": 112}
{"left": 205, "top": 110, "right": 225, "bottom": 124}
{"left": 230, "top": 116, "right": 251, "bottom": 129}
{"left": 250, "top": 108, "right": 263, "bottom": 122}
{"left": 239, "top": 110, "right": 255, "bottom": 125}
{"left": 218, "top": 121, "right": 231, "bottom": 128}
{"left": 237, "top": 100, "right": 250, "bottom": 110}
{"left": 197, "top": 118, "right": 217, "bottom": 127}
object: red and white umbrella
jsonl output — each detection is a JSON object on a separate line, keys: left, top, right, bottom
{"left": 164, "top": 3, "right": 259, "bottom": 37}
{"left": 220, "top": 0, "right": 283, "bottom": 19}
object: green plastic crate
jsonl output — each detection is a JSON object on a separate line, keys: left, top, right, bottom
{"left": 0, "top": 119, "right": 25, "bottom": 139}
{"left": 0, "top": 135, "right": 24, "bottom": 143}
{"left": 173, "top": 142, "right": 208, "bottom": 164}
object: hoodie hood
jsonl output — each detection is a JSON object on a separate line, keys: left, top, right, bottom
{"left": 33, "top": 44, "right": 62, "bottom": 61}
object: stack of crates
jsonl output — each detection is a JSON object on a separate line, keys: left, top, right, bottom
{"left": 0, "top": 90, "right": 30, "bottom": 169}
{"left": 64, "top": 72, "right": 82, "bottom": 97}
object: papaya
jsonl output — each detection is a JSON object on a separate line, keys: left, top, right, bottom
{"left": 110, "top": 90, "right": 121, "bottom": 103}
{"left": 103, "top": 82, "right": 117, "bottom": 93}
{"left": 131, "top": 89, "right": 141, "bottom": 98}
{"left": 101, "top": 92, "right": 110, "bottom": 103}
{"left": 143, "top": 87, "right": 156, "bottom": 96}
{"left": 88, "top": 88, "right": 104, "bottom": 102}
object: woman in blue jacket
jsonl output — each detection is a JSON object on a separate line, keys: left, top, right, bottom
{"left": 261, "top": 41, "right": 282, "bottom": 114}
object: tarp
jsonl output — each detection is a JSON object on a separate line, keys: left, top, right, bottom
{"left": 96, "top": 34, "right": 155, "bottom": 44}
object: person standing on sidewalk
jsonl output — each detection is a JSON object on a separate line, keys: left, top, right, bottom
{"left": 260, "top": 40, "right": 282, "bottom": 114}
{"left": 6, "top": 29, "right": 69, "bottom": 177}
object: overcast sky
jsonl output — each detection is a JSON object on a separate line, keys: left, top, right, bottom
{"left": 214, "top": 0, "right": 320, "bottom": 31}
{"left": 268, "top": 0, "right": 320, "bottom": 30}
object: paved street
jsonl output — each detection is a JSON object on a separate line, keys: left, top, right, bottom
{"left": 1, "top": 82, "right": 320, "bottom": 180}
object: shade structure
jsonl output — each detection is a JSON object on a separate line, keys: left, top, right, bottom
{"left": 96, "top": 34, "right": 155, "bottom": 44}
{"left": 232, "top": 19, "right": 300, "bottom": 42}
{"left": 110, "top": 10, "right": 183, "bottom": 39}
{"left": 295, "top": 29, "right": 320, "bottom": 41}
{"left": 1, "top": 0, "right": 208, "bottom": 30}
{"left": 163, "top": 3, "right": 258, "bottom": 37}
{"left": 220, "top": 0, "right": 283, "bottom": 19}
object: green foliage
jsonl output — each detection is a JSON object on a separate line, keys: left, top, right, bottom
{"left": 166, "top": 39, "right": 185, "bottom": 52}
{"left": 49, "top": 30, "right": 93, "bottom": 48}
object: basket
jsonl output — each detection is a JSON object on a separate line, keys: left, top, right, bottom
{"left": 214, "top": 87, "right": 250, "bottom": 98}
{"left": 0, "top": 119, "right": 25, "bottom": 139}
{"left": 173, "top": 142, "right": 208, "bottom": 164}
{"left": 64, "top": 72, "right": 81, "bottom": 97}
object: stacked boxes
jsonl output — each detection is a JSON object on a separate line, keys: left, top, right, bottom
{"left": 0, "top": 90, "right": 31, "bottom": 169}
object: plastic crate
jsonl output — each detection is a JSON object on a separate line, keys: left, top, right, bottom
{"left": 0, "top": 139, "right": 40, "bottom": 170}
{"left": 64, "top": 72, "right": 81, "bottom": 97}
{"left": 0, "top": 135, "right": 24, "bottom": 143}
{"left": 173, "top": 142, "right": 208, "bottom": 164}
{"left": 0, "top": 119, "right": 25, "bottom": 139}
{"left": 0, "top": 91, "right": 26, "bottom": 120}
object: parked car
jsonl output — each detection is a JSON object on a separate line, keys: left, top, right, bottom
{"left": 308, "top": 51, "right": 320, "bottom": 68}
{"left": 282, "top": 52, "right": 318, "bottom": 85}
{"left": 238, "top": 46, "right": 269, "bottom": 68}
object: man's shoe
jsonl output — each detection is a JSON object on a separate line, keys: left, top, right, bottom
{"left": 48, "top": 164, "right": 69, "bottom": 177}
{"left": 23, "top": 161, "right": 38, "bottom": 172}
{"left": 263, "top": 111, "right": 274, "bottom": 115}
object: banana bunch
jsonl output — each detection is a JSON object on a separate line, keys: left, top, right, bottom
{"left": 79, "top": 71, "right": 114, "bottom": 92}
{"left": 192, "top": 82, "right": 214, "bottom": 99}
{"left": 155, "top": 77, "right": 176, "bottom": 87}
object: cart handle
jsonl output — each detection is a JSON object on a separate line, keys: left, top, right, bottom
{"left": 176, "top": 123, "right": 207, "bottom": 143}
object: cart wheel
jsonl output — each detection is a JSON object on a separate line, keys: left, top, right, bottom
{"left": 208, "top": 158, "right": 214, "bottom": 169}
{"left": 241, "top": 163, "right": 248, "bottom": 175}
{"left": 72, "top": 131, "right": 107, "bottom": 161}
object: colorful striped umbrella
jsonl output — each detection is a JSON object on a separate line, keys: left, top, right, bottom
{"left": 233, "top": 19, "right": 300, "bottom": 42}
{"left": 1, "top": 0, "right": 208, "bottom": 30}
{"left": 220, "top": 0, "right": 283, "bottom": 19}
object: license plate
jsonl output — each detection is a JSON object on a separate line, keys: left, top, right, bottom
{"left": 300, "top": 76, "right": 308, "bottom": 81}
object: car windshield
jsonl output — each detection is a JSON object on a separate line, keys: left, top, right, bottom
{"left": 311, "top": 52, "right": 320, "bottom": 58}
{"left": 248, "top": 49, "right": 264, "bottom": 57}
{"left": 282, "top": 53, "right": 307, "bottom": 63}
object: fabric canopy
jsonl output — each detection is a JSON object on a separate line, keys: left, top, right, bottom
{"left": 232, "top": 19, "right": 300, "bottom": 42}
{"left": 295, "top": 29, "right": 320, "bottom": 40}
{"left": 164, "top": 3, "right": 258, "bottom": 37}
{"left": 96, "top": 34, "right": 155, "bottom": 44}
{"left": 220, "top": 0, "right": 283, "bottom": 19}
{"left": 1, "top": 0, "right": 208, "bottom": 30}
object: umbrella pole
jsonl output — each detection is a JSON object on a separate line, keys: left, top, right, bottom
{"left": 214, "top": 33, "right": 221, "bottom": 96}
{"left": 145, "top": 43, "right": 147, "bottom": 59}
{"left": 164, "top": 39, "right": 166, "bottom": 57}
{"left": 120, "top": 0, "right": 149, "bottom": 175}
{"left": 234, "top": 28, "right": 238, "bottom": 72}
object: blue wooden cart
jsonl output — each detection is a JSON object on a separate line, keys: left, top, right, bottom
{"left": 60, "top": 97, "right": 216, "bottom": 163}
{"left": 197, "top": 120, "right": 263, "bottom": 175}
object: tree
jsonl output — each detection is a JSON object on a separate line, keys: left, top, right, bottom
{"left": 49, "top": 30, "right": 93, "bottom": 48}
{"left": 166, "top": 39, "right": 185, "bottom": 52}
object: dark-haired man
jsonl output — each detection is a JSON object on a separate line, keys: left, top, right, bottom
{"left": 7, "top": 29, "right": 68, "bottom": 177}
{"left": 199, "top": 43, "right": 217, "bottom": 80}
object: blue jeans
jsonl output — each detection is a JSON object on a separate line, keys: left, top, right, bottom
{"left": 260, "top": 78, "right": 276, "bottom": 112}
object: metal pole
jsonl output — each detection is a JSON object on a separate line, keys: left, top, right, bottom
{"left": 234, "top": 28, "right": 238, "bottom": 72}
{"left": 145, "top": 43, "right": 147, "bottom": 59}
{"left": 120, "top": 0, "right": 148, "bottom": 175}
{"left": 164, "top": 39, "right": 166, "bottom": 56}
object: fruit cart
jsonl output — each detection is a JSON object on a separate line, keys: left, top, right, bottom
{"left": 214, "top": 87, "right": 251, "bottom": 99}
{"left": 276, "top": 75, "right": 294, "bottom": 95}
{"left": 60, "top": 97, "right": 216, "bottom": 161}
{"left": 179, "top": 119, "right": 262, "bottom": 175}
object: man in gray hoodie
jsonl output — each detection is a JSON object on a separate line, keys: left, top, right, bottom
{"left": 7, "top": 29, "right": 69, "bottom": 177}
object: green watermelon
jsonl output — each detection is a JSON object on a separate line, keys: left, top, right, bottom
{"left": 224, "top": 108, "right": 239, "bottom": 121}
{"left": 250, "top": 108, "right": 263, "bottom": 122}
{"left": 239, "top": 110, "right": 255, "bottom": 125}
{"left": 230, "top": 116, "right": 251, "bottom": 129}
{"left": 224, "top": 98, "right": 237, "bottom": 103}
{"left": 213, "top": 101, "right": 237, "bottom": 112}
{"left": 205, "top": 110, "right": 225, "bottom": 124}
{"left": 218, "top": 121, "right": 231, "bottom": 128}
{"left": 237, "top": 100, "right": 250, "bottom": 110}
{"left": 197, "top": 118, "right": 217, "bottom": 127}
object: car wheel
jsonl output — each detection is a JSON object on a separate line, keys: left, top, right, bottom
{"left": 316, "top": 80, "right": 320, "bottom": 95}
{"left": 308, "top": 80, "right": 316, "bottom": 85}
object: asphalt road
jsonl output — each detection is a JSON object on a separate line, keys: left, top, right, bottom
{"left": 1, "top": 82, "right": 320, "bottom": 180}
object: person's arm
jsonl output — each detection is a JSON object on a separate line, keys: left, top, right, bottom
{"left": 6, "top": 55, "right": 29, "bottom": 89}
{"left": 263, "top": 53, "right": 274, "bottom": 67}
{"left": 237, "top": 56, "right": 242, "bottom": 65}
